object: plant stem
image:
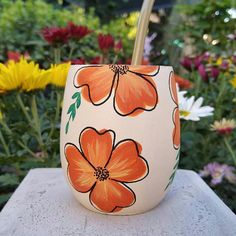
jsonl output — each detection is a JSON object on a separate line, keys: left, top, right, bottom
{"left": 49, "top": 91, "right": 61, "bottom": 139}
{"left": 112, "top": 55, "right": 118, "bottom": 64}
{"left": 31, "top": 95, "right": 48, "bottom": 158}
{"left": 16, "top": 93, "right": 31, "bottom": 123}
{"left": 223, "top": 136, "right": 236, "bottom": 166}
{"left": 68, "top": 44, "right": 75, "bottom": 59}
{"left": 194, "top": 73, "right": 202, "bottom": 97}
{"left": 54, "top": 48, "right": 61, "bottom": 64}
{"left": 17, "top": 141, "right": 39, "bottom": 159}
{"left": 0, "top": 129, "right": 10, "bottom": 156}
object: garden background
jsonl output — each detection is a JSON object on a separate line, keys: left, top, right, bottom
{"left": 0, "top": 0, "right": 236, "bottom": 212}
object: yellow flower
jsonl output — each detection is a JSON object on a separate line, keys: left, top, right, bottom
{"left": 210, "top": 118, "right": 236, "bottom": 135}
{"left": 49, "top": 62, "right": 71, "bottom": 87}
{"left": 216, "top": 57, "right": 223, "bottom": 66}
{"left": 125, "top": 12, "right": 139, "bottom": 40}
{"left": 231, "top": 76, "right": 236, "bottom": 89}
{"left": 21, "top": 69, "right": 51, "bottom": 92}
{"left": 0, "top": 58, "right": 50, "bottom": 93}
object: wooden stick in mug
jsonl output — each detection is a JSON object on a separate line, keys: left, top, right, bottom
{"left": 131, "top": 0, "right": 155, "bottom": 65}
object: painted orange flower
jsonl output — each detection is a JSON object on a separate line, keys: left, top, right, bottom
{"left": 169, "top": 72, "right": 180, "bottom": 150}
{"left": 73, "top": 65, "right": 159, "bottom": 116}
{"left": 65, "top": 127, "right": 149, "bottom": 213}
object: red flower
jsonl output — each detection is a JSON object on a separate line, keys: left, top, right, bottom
{"left": 7, "top": 51, "right": 30, "bottom": 62}
{"left": 65, "top": 127, "right": 148, "bottom": 213}
{"left": 67, "top": 22, "right": 92, "bottom": 40}
{"left": 174, "top": 74, "right": 192, "bottom": 89}
{"left": 114, "top": 39, "right": 123, "bottom": 53}
{"left": 71, "top": 58, "right": 86, "bottom": 65}
{"left": 90, "top": 56, "right": 101, "bottom": 64}
{"left": 42, "top": 26, "right": 69, "bottom": 45}
{"left": 97, "top": 33, "right": 115, "bottom": 52}
{"left": 180, "top": 57, "right": 193, "bottom": 71}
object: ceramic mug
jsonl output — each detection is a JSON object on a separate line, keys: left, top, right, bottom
{"left": 60, "top": 64, "right": 180, "bottom": 215}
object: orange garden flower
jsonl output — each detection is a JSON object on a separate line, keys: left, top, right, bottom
{"left": 169, "top": 72, "right": 180, "bottom": 150}
{"left": 174, "top": 74, "right": 192, "bottom": 89}
{"left": 74, "top": 65, "right": 159, "bottom": 116}
{"left": 65, "top": 127, "right": 148, "bottom": 213}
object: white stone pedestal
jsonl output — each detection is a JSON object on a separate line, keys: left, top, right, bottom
{"left": 0, "top": 168, "right": 235, "bottom": 236}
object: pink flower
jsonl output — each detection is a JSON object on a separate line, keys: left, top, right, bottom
{"left": 199, "top": 162, "right": 236, "bottom": 186}
{"left": 180, "top": 57, "right": 193, "bottom": 71}
{"left": 198, "top": 64, "right": 208, "bottom": 81}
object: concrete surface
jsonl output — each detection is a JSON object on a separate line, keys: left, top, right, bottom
{"left": 0, "top": 168, "right": 235, "bottom": 236}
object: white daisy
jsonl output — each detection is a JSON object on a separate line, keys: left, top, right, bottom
{"left": 178, "top": 91, "right": 214, "bottom": 121}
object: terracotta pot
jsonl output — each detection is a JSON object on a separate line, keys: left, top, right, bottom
{"left": 60, "top": 64, "right": 180, "bottom": 215}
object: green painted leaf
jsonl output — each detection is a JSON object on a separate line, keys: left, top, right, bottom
{"left": 71, "top": 110, "right": 76, "bottom": 121}
{"left": 65, "top": 121, "right": 69, "bottom": 134}
{"left": 76, "top": 94, "right": 81, "bottom": 109}
{"left": 72, "top": 92, "right": 80, "bottom": 99}
{"left": 67, "top": 103, "right": 75, "bottom": 115}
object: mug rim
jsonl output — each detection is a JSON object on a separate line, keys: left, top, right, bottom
{"left": 70, "top": 64, "right": 173, "bottom": 69}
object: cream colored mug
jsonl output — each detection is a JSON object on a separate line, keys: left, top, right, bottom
{"left": 60, "top": 64, "right": 180, "bottom": 215}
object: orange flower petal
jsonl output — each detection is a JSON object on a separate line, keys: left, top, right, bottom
{"left": 75, "top": 65, "right": 115, "bottom": 105}
{"left": 114, "top": 72, "right": 158, "bottom": 116}
{"left": 169, "top": 72, "right": 178, "bottom": 104}
{"left": 173, "top": 108, "right": 180, "bottom": 149}
{"left": 80, "top": 127, "right": 114, "bottom": 168}
{"left": 129, "top": 65, "right": 159, "bottom": 76}
{"left": 65, "top": 144, "right": 96, "bottom": 192}
{"left": 90, "top": 180, "right": 135, "bottom": 212}
{"left": 107, "top": 140, "right": 148, "bottom": 182}
{"left": 174, "top": 74, "right": 192, "bottom": 89}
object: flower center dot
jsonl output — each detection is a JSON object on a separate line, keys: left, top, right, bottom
{"left": 109, "top": 65, "right": 129, "bottom": 75}
{"left": 94, "top": 167, "right": 109, "bottom": 181}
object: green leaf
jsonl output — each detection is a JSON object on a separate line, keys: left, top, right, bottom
{"left": 72, "top": 92, "right": 80, "bottom": 99}
{"left": 76, "top": 94, "right": 81, "bottom": 109}
{"left": 0, "top": 174, "right": 19, "bottom": 187}
{"left": 70, "top": 110, "right": 76, "bottom": 121}
{"left": 67, "top": 103, "right": 75, "bottom": 115}
{"left": 0, "top": 193, "right": 12, "bottom": 206}
{"left": 65, "top": 121, "right": 69, "bottom": 134}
